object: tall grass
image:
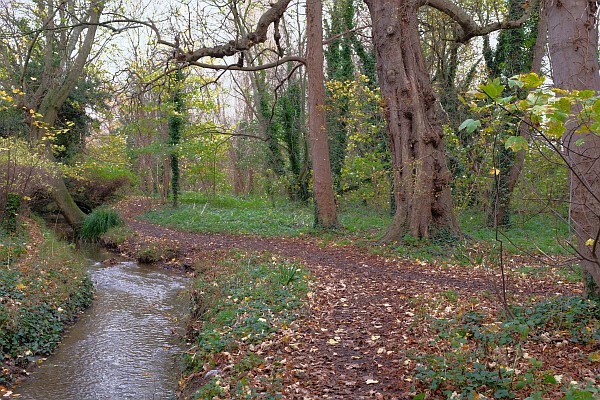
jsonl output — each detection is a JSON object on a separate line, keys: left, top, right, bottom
{"left": 80, "top": 207, "right": 123, "bottom": 241}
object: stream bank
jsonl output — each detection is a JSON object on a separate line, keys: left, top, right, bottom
{"left": 0, "top": 219, "right": 93, "bottom": 392}
{"left": 13, "top": 259, "right": 188, "bottom": 399}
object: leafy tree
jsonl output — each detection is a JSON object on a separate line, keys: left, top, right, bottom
{"left": 363, "top": 0, "right": 537, "bottom": 241}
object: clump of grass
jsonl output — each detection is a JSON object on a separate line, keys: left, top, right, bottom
{"left": 80, "top": 207, "right": 123, "bottom": 241}
{"left": 134, "top": 239, "right": 180, "bottom": 264}
{"left": 180, "top": 251, "right": 310, "bottom": 399}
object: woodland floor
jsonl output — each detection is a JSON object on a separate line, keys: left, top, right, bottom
{"left": 116, "top": 198, "right": 596, "bottom": 399}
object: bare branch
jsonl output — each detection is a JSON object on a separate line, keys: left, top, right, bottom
{"left": 177, "top": 0, "right": 293, "bottom": 62}
{"left": 188, "top": 56, "right": 306, "bottom": 71}
{"left": 323, "top": 25, "right": 371, "bottom": 45}
{"left": 421, "top": 0, "right": 540, "bottom": 43}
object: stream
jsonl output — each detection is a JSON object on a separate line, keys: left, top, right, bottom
{"left": 13, "top": 258, "right": 189, "bottom": 400}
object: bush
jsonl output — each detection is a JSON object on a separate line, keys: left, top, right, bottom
{"left": 69, "top": 166, "right": 135, "bottom": 212}
{"left": 79, "top": 207, "right": 123, "bottom": 241}
{"left": 0, "top": 138, "right": 55, "bottom": 225}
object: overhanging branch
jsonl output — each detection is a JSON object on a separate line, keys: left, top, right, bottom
{"left": 421, "top": 0, "right": 540, "bottom": 42}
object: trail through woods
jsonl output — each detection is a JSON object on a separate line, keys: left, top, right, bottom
{"left": 118, "top": 199, "right": 587, "bottom": 399}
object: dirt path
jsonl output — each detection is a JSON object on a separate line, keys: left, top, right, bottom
{"left": 117, "top": 199, "right": 582, "bottom": 399}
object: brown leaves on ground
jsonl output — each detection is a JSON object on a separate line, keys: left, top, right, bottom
{"left": 117, "top": 198, "right": 597, "bottom": 399}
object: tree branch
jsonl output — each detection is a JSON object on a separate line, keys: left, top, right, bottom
{"left": 188, "top": 56, "right": 305, "bottom": 71}
{"left": 421, "top": 0, "right": 539, "bottom": 42}
{"left": 176, "top": 0, "right": 293, "bottom": 62}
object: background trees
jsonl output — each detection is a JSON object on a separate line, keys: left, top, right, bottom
{"left": 2, "top": 0, "right": 599, "bottom": 296}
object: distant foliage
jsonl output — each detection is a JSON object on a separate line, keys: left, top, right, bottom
{"left": 79, "top": 207, "right": 123, "bottom": 241}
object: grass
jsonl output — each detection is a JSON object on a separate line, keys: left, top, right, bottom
{"left": 142, "top": 193, "right": 569, "bottom": 255}
{"left": 0, "top": 219, "right": 93, "bottom": 385}
{"left": 79, "top": 206, "right": 123, "bottom": 241}
{"left": 459, "top": 211, "right": 571, "bottom": 255}
{"left": 180, "top": 251, "right": 310, "bottom": 399}
{"left": 142, "top": 192, "right": 390, "bottom": 238}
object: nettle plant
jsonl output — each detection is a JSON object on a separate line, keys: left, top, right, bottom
{"left": 461, "top": 73, "right": 600, "bottom": 299}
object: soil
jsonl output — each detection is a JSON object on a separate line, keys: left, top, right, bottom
{"left": 116, "top": 198, "right": 597, "bottom": 399}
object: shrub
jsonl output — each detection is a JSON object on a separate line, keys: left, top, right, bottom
{"left": 79, "top": 207, "right": 123, "bottom": 241}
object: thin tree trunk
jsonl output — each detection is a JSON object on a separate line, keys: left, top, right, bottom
{"left": 307, "top": 0, "right": 338, "bottom": 228}
{"left": 365, "top": 0, "right": 459, "bottom": 241}
{"left": 547, "top": 0, "right": 600, "bottom": 298}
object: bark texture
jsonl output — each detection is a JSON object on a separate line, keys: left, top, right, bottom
{"left": 306, "top": 0, "right": 338, "bottom": 228}
{"left": 365, "top": 0, "right": 459, "bottom": 240}
{"left": 547, "top": 0, "right": 600, "bottom": 298}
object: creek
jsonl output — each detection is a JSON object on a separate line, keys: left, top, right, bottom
{"left": 13, "top": 256, "right": 189, "bottom": 400}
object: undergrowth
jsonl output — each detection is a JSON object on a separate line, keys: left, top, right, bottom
{"left": 412, "top": 296, "right": 600, "bottom": 399}
{"left": 0, "top": 221, "right": 93, "bottom": 386}
{"left": 180, "top": 251, "right": 310, "bottom": 399}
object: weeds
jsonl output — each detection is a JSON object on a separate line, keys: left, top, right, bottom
{"left": 413, "top": 296, "right": 600, "bottom": 399}
{"left": 181, "top": 252, "right": 310, "bottom": 399}
{"left": 0, "top": 222, "right": 93, "bottom": 385}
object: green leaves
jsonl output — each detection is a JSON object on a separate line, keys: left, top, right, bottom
{"left": 459, "top": 118, "right": 481, "bottom": 134}
{"left": 505, "top": 136, "right": 528, "bottom": 152}
{"left": 478, "top": 78, "right": 505, "bottom": 100}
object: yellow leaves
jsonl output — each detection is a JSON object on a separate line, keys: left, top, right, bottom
{"left": 490, "top": 168, "right": 500, "bottom": 175}
{"left": 15, "top": 283, "right": 27, "bottom": 290}
{"left": 585, "top": 238, "right": 595, "bottom": 246}
{"left": 588, "top": 351, "right": 600, "bottom": 362}
{"left": 327, "top": 337, "right": 341, "bottom": 345}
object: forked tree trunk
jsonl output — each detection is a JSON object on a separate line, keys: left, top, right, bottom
{"left": 28, "top": 1, "right": 103, "bottom": 230}
{"left": 306, "top": 0, "right": 338, "bottom": 228}
{"left": 547, "top": 0, "right": 600, "bottom": 299}
{"left": 364, "top": 0, "right": 460, "bottom": 241}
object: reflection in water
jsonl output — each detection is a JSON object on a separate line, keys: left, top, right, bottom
{"left": 14, "top": 262, "right": 188, "bottom": 400}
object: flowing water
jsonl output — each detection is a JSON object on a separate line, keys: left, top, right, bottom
{"left": 14, "top": 260, "right": 189, "bottom": 400}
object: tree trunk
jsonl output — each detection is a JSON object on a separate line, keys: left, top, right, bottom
{"left": 306, "top": 0, "right": 338, "bottom": 228}
{"left": 27, "top": 1, "right": 104, "bottom": 229}
{"left": 547, "top": 0, "right": 600, "bottom": 299}
{"left": 364, "top": 0, "right": 459, "bottom": 241}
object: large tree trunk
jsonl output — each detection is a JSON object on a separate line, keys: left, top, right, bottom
{"left": 547, "top": 0, "right": 600, "bottom": 299}
{"left": 28, "top": 0, "right": 104, "bottom": 229}
{"left": 364, "top": 0, "right": 459, "bottom": 241}
{"left": 306, "top": 0, "right": 338, "bottom": 228}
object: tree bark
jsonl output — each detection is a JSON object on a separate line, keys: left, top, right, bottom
{"left": 546, "top": 0, "right": 600, "bottom": 299}
{"left": 364, "top": 0, "right": 459, "bottom": 240}
{"left": 307, "top": 0, "right": 338, "bottom": 228}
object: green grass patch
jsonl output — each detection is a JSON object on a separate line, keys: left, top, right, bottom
{"left": 0, "top": 221, "right": 93, "bottom": 385}
{"left": 181, "top": 251, "right": 310, "bottom": 399}
{"left": 80, "top": 206, "right": 123, "bottom": 241}
{"left": 0, "top": 227, "right": 28, "bottom": 269}
{"left": 459, "top": 211, "right": 570, "bottom": 255}
{"left": 141, "top": 192, "right": 390, "bottom": 238}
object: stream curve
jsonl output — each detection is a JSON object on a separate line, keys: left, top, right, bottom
{"left": 14, "top": 260, "right": 188, "bottom": 400}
